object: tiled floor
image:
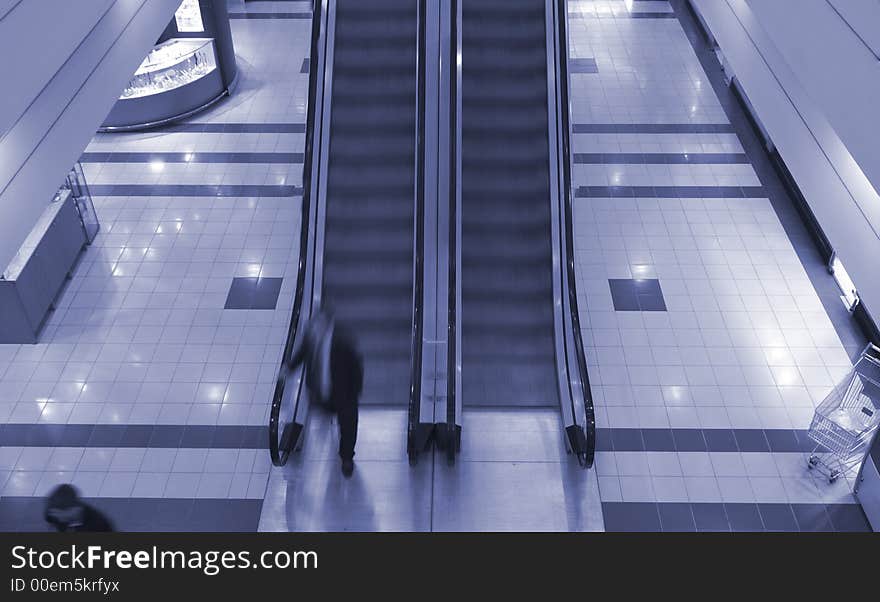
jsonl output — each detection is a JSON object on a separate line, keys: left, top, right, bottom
{"left": 0, "top": 0, "right": 310, "bottom": 530}
{"left": 569, "top": 0, "right": 872, "bottom": 530}
{"left": 1, "top": 0, "right": 874, "bottom": 533}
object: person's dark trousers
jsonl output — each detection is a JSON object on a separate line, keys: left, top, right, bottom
{"left": 337, "top": 402, "right": 358, "bottom": 460}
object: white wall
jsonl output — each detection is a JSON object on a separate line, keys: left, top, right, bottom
{"left": 689, "top": 0, "right": 880, "bottom": 323}
{"left": 826, "top": 0, "right": 880, "bottom": 58}
{"left": 0, "top": 0, "right": 182, "bottom": 271}
{"left": 744, "top": 0, "right": 880, "bottom": 228}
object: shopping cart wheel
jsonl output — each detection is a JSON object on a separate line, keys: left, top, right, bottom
{"left": 808, "top": 455, "right": 818, "bottom": 468}
{"left": 829, "top": 470, "right": 839, "bottom": 484}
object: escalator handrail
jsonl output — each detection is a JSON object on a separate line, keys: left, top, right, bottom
{"left": 555, "top": 0, "right": 595, "bottom": 468}
{"left": 407, "top": 0, "right": 429, "bottom": 459}
{"left": 269, "top": 0, "right": 327, "bottom": 467}
{"left": 446, "top": 0, "right": 461, "bottom": 462}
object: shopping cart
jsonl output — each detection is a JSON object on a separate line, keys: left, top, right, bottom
{"left": 806, "top": 343, "right": 880, "bottom": 483}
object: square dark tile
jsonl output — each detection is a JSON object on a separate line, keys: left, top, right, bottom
{"left": 636, "top": 293, "right": 667, "bottom": 311}
{"left": 825, "top": 504, "right": 872, "bottom": 532}
{"left": 724, "top": 503, "right": 764, "bottom": 531}
{"left": 89, "top": 498, "right": 154, "bottom": 532}
{"left": 181, "top": 426, "right": 215, "bottom": 447}
{"left": 795, "top": 430, "right": 823, "bottom": 452}
{"left": 791, "top": 504, "right": 834, "bottom": 532}
{"left": 692, "top": 503, "right": 730, "bottom": 531}
{"left": 0, "top": 424, "right": 31, "bottom": 446}
{"left": 763, "top": 429, "right": 800, "bottom": 452}
{"left": 609, "top": 279, "right": 639, "bottom": 311}
{"left": 253, "top": 277, "right": 283, "bottom": 309}
{"left": 609, "top": 279, "right": 666, "bottom": 311}
{"left": 0, "top": 498, "right": 46, "bottom": 532}
{"left": 212, "top": 426, "right": 246, "bottom": 448}
{"left": 631, "top": 278, "right": 662, "bottom": 295}
{"left": 671, "top": 428, "right": 707, "bottom": 452}
{"left": 758, "top": 503, "right": 799, "bottom": 531}
{"left": 34, "top": 424, "right": 66, "bottom": 446}
{"left": 641, "top": 428, "right": 676, "bottom": 451}
{"left": 704, "top": 429, "right": 738, "bottom": 451}
{"left": 120, "top": 425, "right": 154, "bottom": 447}
{"left": 734, "top": 429, "right": 770, "bottom": 452}
{"left": 602, "top": 502, "right": 662, "bottom": 532}
{"left": 149, "top": 425, "right": 185, "bottom": 447}
{"left": 657, "top": 503, "right": 696, "bottom": 531}
{"left": 88, "top": 425, "right": 125, "bottom": 446}
{"left": 150, "top": 499, "right": 197, "bottom": 530}
{"left": 610, "top": 428, "right": 645, "bottom": 451}
{"left": 241, "top": 426, "right": 268, "bottom": 449}
{"left": 224, "top": 277, "right": 257, "bottom": 309}
{"left": 594, "top": 428, "right": 613, "bottom": 451}
{"left": 225, "top": 277, "right": 283, "bottom": 310}
{"left": 569, "top": 57, "right": 598, "bottom": 73}
{"left": 188, "top": 500, "right": 262, "bottom": 532}
{"left": 60, "top": 424, "right": 96, "bottom": 446}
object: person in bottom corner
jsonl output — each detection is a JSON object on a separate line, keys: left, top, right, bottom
{"left": 45, "top": 483, "right": 115, "bottom": 532}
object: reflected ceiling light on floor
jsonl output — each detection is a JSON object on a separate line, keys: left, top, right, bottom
{"left": 631, "top": 264, "right": 653, "bottom": 278}
{"left": 149, "top": 160, "right": 165, "bottom": 172}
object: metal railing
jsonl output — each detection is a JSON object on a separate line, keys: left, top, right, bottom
{"left": 407, "top": 0, "right": 430, "bottom": 463}
{"left": 444, "top": 0, "right": 463, "bottom": 464}
{"left": 547, "top": 0, "right": 596, "bottom": 468}
{"left": 268, "top": 0, "right": 330, "bottom": 466}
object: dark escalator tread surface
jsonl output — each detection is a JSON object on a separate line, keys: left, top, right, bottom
{"left": 461, "top": 0, "right": 559, "bottom": 407}
{"left": 323, "top": 0, "right": 417, "bottom": 405}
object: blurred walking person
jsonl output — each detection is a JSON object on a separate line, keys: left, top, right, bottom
{"left": 289, "top": 307, "right": 363, "bottom": 476}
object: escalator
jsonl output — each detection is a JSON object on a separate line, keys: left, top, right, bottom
{"left": 448, "top": 0, "right": 594, "bottom": 464}
{"left": 269, "top": 0, "right": 426, "bottom": 465}
{"left": 460, "top": 0, "right": 558, "bottom": 408}
{"left": 323, "top": 0, "right": 417, "bottom": 406}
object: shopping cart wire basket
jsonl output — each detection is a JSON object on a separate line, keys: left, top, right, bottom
{"left": 806, "top": 344, "right": 880, "bottom": 483}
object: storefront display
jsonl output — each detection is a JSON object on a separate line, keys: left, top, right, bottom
{"left": 101, "top": 0, "right": 237, "bottom": 131}
{"left": 121, "top": 38, "right": 217, "bottom": 99}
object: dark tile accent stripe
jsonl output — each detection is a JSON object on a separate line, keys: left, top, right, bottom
{"left": 595, "top": 428, "right": 820, "bottom": 452}
{"left": 576, "top": 185, "right": 766, "bottom": 198}
{"left": 228, "top": 12, "right": 311, "bottom": 19}
{"left": 89, "top": 184, "right": 302, "bottom": 197}
{"left": 571, "top": 12, "right": 676, "bottom": 20}
{"left": 602, "top": 502, "right": 871, "bottom": 532}
{"left": 80, "top": 152, "right": 303, "bottom": 164}
{"left": 0, "top": 424, "right": 268, "bottom": 449}
{"left": 570, "top": 58, "right": 599, "bottom": 73}
{"left": 161, "top": 122, "right": 306, "bottom": 133}
{"left": 0, "top": 497, "right": 263, "bottom": 532}
{"left": 573, "top": 123, "right": 735, "bottom": 134}
{"left": 627, "top": 12, "right": 677, "bottom": 19}
{"left": 574, "top": 152, "right": 749, "bottom": 164}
